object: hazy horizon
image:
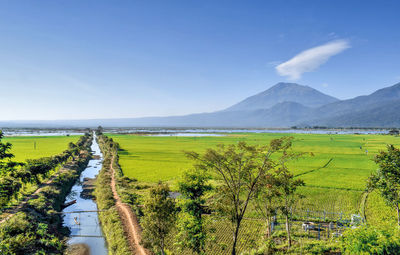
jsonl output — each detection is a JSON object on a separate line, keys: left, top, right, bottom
{"left": 1, "top": 1, "right": 400, "bottom": 121}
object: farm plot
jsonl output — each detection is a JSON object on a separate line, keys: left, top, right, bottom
{"left": 3, "top": 135, "right": 79, "bottom": 162}
{"left": 110, "top": 133, "right": 400, "bottom": 215}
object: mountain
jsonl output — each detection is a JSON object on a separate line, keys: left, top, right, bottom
{"left": 307, "top": 99, "right": 400, "bottom": 128}
{"left": 310, "top": 82, "right": 400, "bottom": 118}
{"left": 2, "top": 82, "right": 400, "bottom": 128}
{"left": 225, "top": 82, "right": 339, "bottom": 111}
{"left": 303, "top": 82, "right": 400, "bottom": 127}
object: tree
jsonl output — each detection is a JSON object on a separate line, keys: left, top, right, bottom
{"left": 255, "top": 172, "right": 281, "bottom": 239}
{"left": 275, "top": 166, "right": 304, "bottom": 248}
{"left": 68, "top": 142, "right": 79, "bottom": 160}
{"left": 254, "top": 139, "right": 305, "bottom": 247}
{"left": 176, "top": 168, "right": 212, "bottom": 254}
{"left": 0, "top": 131, "right": 23, "bottom": 205}
{"left": 142, "top": 182, "right": 177, "bottom": 255}
{"left": 368, "top": 145, "right": 400, "bottom": 225}
{"left": 0, "top": 131, "right": 22, "bottom": 175}
{"left": 24, "top": 157, "right": 55, "bottom": 183}
{"left": 96, "top": 126, "right": 104, "bottom": 135}
{"left": 186, "top": 137, "right": 294, "bottom": 255}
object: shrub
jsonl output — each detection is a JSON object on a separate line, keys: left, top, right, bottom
{"left": 341, "top": 226, "right": 400, "bottom": 254}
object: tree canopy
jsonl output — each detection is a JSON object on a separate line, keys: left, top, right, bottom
{"left": 368, "top": 144, "right": 400, "bottom": 225}
{"left": 186, "top": 137, "right": 300, "bottom": 255}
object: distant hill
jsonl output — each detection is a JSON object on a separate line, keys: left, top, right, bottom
{"left": 225, "top": 82, "right": 338, "bottom": 111}
{"left": 1, "top": 82, "right": 400, "bottom": 128}
{"left": 310, "top": 82, "right": 400, "bottom": 118}
{"left": 307, "top": 99, "right": 400, "bottom": 128}
{"left": 302, "top": 82, "right": 400, "bottom": 127}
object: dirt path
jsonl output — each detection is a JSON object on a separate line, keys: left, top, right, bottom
{"left": 110, "top": 155, "right": 149, "bottom": 255}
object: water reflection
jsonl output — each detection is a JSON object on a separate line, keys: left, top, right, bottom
{"left": 62, "top": 135, "right": 107, "bottom": 255}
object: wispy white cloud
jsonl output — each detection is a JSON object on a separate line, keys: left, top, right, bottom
{"left": 276, "top": 39, "right": 350, "bottom": 80}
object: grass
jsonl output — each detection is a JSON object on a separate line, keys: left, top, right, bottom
{"left": 110, "top": 132, "right": 400, "bottom": 216}
{"left": 3, "top": 135, "right": 79, "bottom": 162}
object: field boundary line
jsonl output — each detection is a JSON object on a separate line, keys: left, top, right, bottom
{"left": 305, "top": 185, "right": 363, "bottom": 192}
{"left": 295, "top": 158, "right": 334, "bottom": 177}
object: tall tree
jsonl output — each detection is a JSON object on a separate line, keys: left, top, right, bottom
{"left": 0, "top": 131, "right": 23, "bottom": 205}
{"left": 176, "top": 168, "right": 212, "bottom": 254}
{"left": 255, "top": 172, "right": 281, "bottom": 239}
{"left": 255, "top": 139, "right": 305, "bottom": 247}
{"left": 0, "top": 131, "right": 21, "bottom": 175}
{"left": 368, "top": 145, "right": 400, "bottom": 225}
{"left": 142, "top": 182, "right": 177, "bottom": 255}
{"left": 275, "top": 166, "right": 304, "bottom": 248}
{"left": 186, "top": 137, "right": 294, "bottom": 255}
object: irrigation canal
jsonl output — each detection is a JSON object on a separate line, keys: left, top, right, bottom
{"left": 62, "top": 134, "right": 108, "bottom": 254}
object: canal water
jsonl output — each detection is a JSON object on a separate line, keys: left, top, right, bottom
{"left": 62, "top": 134, "right": 108, "bottom": 254}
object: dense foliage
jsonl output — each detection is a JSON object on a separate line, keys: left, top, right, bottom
{"left": 176, "top": 168, "right": 212, "bottom": 254}
{"left": 0, "top": 133, "right": 92, "bottom": 254}
{"left": 142, "top": 182, "right": 177, "bottom": 255}
{"left": 368, "top": 145, "right": 400, "bottom": 225}
{"left": 186, "top": 137, "right": 304, "bottom": 254}
{"left": 341, "top": 226, "right": 400, "bottom": 254}
{"left": 0, "top": 131, "right": 23, "bottom": 206}
{"left": 0, "top": 132, "right": 91, "bottom": 208}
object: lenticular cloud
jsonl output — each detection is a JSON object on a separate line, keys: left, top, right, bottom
{"left": 276, "top": 39, "right": 350, "bottom": 80}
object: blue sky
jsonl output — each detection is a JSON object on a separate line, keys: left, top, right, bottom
{"left": 1, "top": 0, "right": 399, "bottom": 120}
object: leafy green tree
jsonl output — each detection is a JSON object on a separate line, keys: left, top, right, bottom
{"left": 255, "top": 172, "right": 281, "bottom": 239}
{"left": 68, "top": 142, "right": 79, "bottom": 160}
{"left": 254, "top": 138, "right": 305, "bottom": 247}
{"left": 275, "top": 166, "right": 304, "bottom": 248}
{"left": 0, "top": 131, "right": 22, "bottom": 175}
{"left": 368, "top": 145, "right": 400, "bottom": 225}
{"left": 25, "top": 157, "right": 55, "bottom": 183}
{"left": 186, "top": 137, "right": 294, "bottom": 255}
{"left": 0, "top": 176, "right": 22, "bottom": 205}
{"left": 142, "top": 182, "right": 177, "bottom": 255}
{"left": 0, "top": 131, "right": 24, "bottom": 205}
{"left": 176, "top": 168, "right": 212, "bottom": 254}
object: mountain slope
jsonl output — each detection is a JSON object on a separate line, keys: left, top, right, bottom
{"left": 225, "top": 82, "right": 339, "bottom": 111}
{"left": 86, "top": 102, "right": 312, "bottom": 127}
{"left": 2, "top": 82, "right": 400, "bottom": 128}
{"left": 311, "top": 82, "right": 400, "bottom": 118}
{"left": 308, "top": 99, "right": 400, "bottom": 127}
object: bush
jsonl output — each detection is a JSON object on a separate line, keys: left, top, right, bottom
{"left": 341, "top": 226, "right": 400, "bottom": 254}
{"left": 0, "top": 212, "right": 64, "bottom": 254}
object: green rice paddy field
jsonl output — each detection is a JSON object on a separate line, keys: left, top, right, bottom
{"left": 111, "top": 133, "right": 400, "bottom": 219}
{"left": 3, "top": 135, "right": 79, "bottom": 162}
